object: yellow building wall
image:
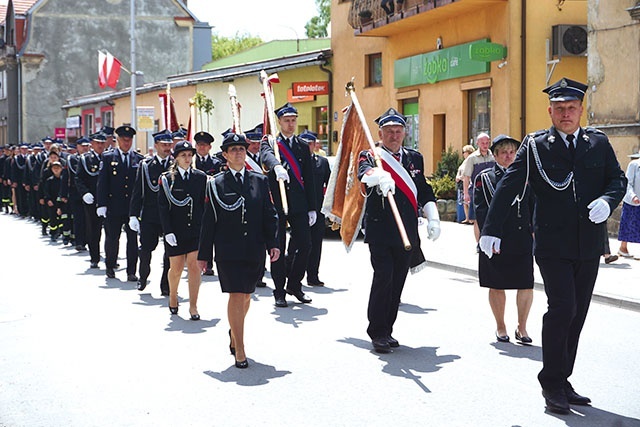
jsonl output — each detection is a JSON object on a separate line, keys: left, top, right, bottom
{"left": 331, "top": 0, "right": 587, "bottom": 175}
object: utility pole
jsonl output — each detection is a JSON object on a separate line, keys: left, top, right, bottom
{"left": 130, "top": 0, "right": 137, "bottom": 129}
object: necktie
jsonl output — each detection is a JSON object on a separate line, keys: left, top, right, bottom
{"left": 184, "top": 171, "right": 189, "bottom": 181}
{"left": 392, "top": 152, "right": 401, "bottom": 162}
{"left": 123, "top": 152, "right": 129, "bottom": 168}
{"left": 235, "top": 172, "right": 243, "bottom": 185}
{"left": 566, "top": 134, "right": 575, "bottom": 159}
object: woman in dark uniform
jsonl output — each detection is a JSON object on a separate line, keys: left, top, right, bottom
{"left": 474, "top": 135, "right": 534, "bottom": 344}
{"left": 158, "top": 140, "right": 207, "bottom": 320}
{"left": 198, "top": 133, "right": 280, "bottom": 369}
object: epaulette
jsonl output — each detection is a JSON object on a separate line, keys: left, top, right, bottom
{"left": 530, "top": 129, "right": 548, "bottom": 138}
{"left": 404, "top": 147, "right": 420, "bottom": 154}
{"left": 585, "top": 126, "right": 605, "bottom": 135}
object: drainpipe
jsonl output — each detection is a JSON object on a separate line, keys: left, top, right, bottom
{"left": 319, "top": 57, "right": 333, "bottom": 155}
{"left": 521, "top": 0, "right": 527, "bottom": 135}
{"left": 17, "top": 56, "right": 22, "bottom": 143}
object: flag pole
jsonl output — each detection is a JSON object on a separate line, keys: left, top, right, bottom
{"left": 345, "top": 79, "right": 412, "bottom": 251}
{"left": 130, "top": 0, "right": 137, "bottom": 133}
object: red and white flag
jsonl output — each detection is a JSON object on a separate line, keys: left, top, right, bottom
{"left": 158, "top": 93, "right": 180, "bottom": 132}
{"left": 98, "top": 51, "right": 107, "bottom": 89}
{"left": 106, "top": 52, "right": 122, "bottom": 89}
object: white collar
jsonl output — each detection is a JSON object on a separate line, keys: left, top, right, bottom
{"left": 228, "top": 166, "right": 246, "bottom": 176}
{"left": 177, "top": 166, "right": 191, "bottom": 178}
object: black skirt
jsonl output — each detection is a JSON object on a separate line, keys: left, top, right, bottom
{"left": 478, "top": 252, "right": 534, "bottom": 290}
{"left": 217, "top": 258, "right": 265, "bottom": 294}
{"left": 166, "top": 236, "right": 199, "bottom": 257}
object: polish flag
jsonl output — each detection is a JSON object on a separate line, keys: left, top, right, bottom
{"left": 105, "top": 52, "right": 122, "bottom": 89}
{"left": 98, "top": 51, "right": 107, "bottom": 89}
{"left": 158, "top": 93, "right": 180, "bottom": 132}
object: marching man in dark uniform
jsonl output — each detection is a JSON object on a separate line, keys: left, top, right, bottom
{"left": 61, "top": 137, "right": 90, "bottom": 251}
{"left": 11, "top": 143, "right": 29, "bottom": 217}
{"left": 260, "top": 103, "right": 317, "bottom": 308}
{"left": 358, "top": 108, "right": 440, "bottom": 353}
{"left": 76, "top": 132, "right": 108, "bottom": 269}
{"left": 198, "top": 133, "right": 280, "bottom": 369}
{"left": 243, "top": 124, "right": 263, "bottom": 173}
{"left": 129, "top": 130, "right": 174, "bottom": 294}
{"left": 479, "top": 78, "right": 627, "bottom": 415}
{"left": 97, "top": 125, "right": 143, "bottom": 281}
{"left": 193, "top": 130, "right": 222, "bottom": 276}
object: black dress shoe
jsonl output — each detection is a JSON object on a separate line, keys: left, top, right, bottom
{"left": 388, "top": 336, "right": 399, "bottom": 347}
{"left": 515, "top": 329, "right": 532, "bottom": 344}
{"left": 307, "top": 278, "right": 325, "bottom": 287}
{"left": 496, "top": 331, "right": 510, "bottom": 342}
{"left": 161, "top": 291, "right": 170, "bottom": 297}
{"left": 372, "top": 337, "right": 391, "bottom": 353}
{"left": 275, "top": 296, "right": 288, "bottom": 308}
{"left": 190, "top": 313, "right": 200, "bottom": 321}
{"left": 76, "top": 245, "right": 87, "bottom": 252}
{"left": 286, "top": 289, "right": 312, "bottom": 303}
{"left": 542, "top": 389, "right": 570, "bottom": 414}
{"left": 106, "top": 268, "right": 116, "bottom": 278}
{"left": 235, "top": 358, "right": 249, "bottom": 369}
{"left": 137, "top": 280, "right": 147, "bottom": 291}
{"left": 90, "top": 262, "right": 99, "bottom": 269}
{"left": 256, "top": 281, "right": 267, "bottom": 288}
{"left": 127, "top": 274, "right": 138, "bottom": 282}
{"left": 203, "top": 268, "right": 215, "bottom": 276}
{"left": 565, "top": 386, "right": 591, "bottom": 405}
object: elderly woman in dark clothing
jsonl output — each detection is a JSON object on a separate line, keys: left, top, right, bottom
{"left": 474, "top": 135, "right": 534, "bottom": 344}
{"left": 158, "top": 141, "right": 207, "bottom": 320}
{"left": 198, "top": 133, "right": 280, "bottom": 369}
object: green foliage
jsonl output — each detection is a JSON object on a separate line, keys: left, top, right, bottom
{"left": 435, "top": 146, "right": 462, "bottom": 179}
{"left": 193, "top": 91, "right": 214, "bottom": 131}
{"left": 428, "top": 174, "right": 457, "bottom": 200}
{"left": 211, "top": 33, "right": 263, "bottom": 61}
{"left": 305, "top": 0, "right": 331, "bottom": 38}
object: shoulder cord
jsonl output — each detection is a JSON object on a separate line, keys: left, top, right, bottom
{"left": 81, "top": 154, "right": 99, "bottom": 177}
{"left": 160, "top": 174, "right": 193, "bottom": 219}
{"left": 527, "top": 134, "right": 573, "bottom": 192}
{"left": 208, "top": 177, "right": 245, "bottom": 224}
{"left": 67, "top": 157, "right": 78, "bottom": 175}
{"left": 481, "top": 172, "right": 494, "bottom": 207}
{"left": 142, "top": 161, "right": 160, "bottom": 196}
{"left": 15, "top": 156, "right": 26, "bottom": 170}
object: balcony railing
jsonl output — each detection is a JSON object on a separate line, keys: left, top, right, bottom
{"left": 348, "top": 0, "right": 454, "bottom": 30}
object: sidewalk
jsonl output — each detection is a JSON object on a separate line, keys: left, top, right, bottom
{"left": 420, "top": 221, "right": 640, "bottom": 312}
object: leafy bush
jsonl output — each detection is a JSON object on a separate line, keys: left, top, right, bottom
{"left": 435, "top": 146, "right": 462, "bottom": 179}
{"left": 428, "top": 174, "right": 457, "bottom": 200}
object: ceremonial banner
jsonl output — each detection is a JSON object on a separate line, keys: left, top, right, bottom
{"left": 158, "top": 93, "right": 179, "bottom": 132}
{"left": 321, "top": 103, "right": 370, "bottom": 251}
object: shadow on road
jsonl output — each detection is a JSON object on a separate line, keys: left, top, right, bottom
{"left": 398, "top": 302, "right": 437, "bottom": 315}
{"left": 271, "top": 304, "right": 328, "bottom": 328}
{"left": 338, "top": 337, "right": 460, "bottom": 393}
{"left": 545, "top": 405, "right": 640, "bottom": 426}
{"left": 490, "top": 341, "right": 542, "bottom": 362}
{"left": 204, "top": 361, "right": 291, "bottom": 386}
{"left": 164, "top": 316, "right": 220, "bottom": 334}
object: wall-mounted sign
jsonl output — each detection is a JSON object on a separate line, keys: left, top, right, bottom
{"left": 54, "top": 128, "right": 66, "bottom": 139}
{"left": 137, "top": 106, "right": 155, "bottom": 131}
{"left": 469, "top": 41, "right": 507, "bottom": 62}
{"left": 292, "top": 81, "right": 330, "bottom": 96}
{"left": 287, "top": 88, "right": 315, "bottom": 103}
{"left": 394, "top": 39, "right": 499, "bottom": 88}
{"left": 66, "top": 115, "right": 81, "bottom": 129}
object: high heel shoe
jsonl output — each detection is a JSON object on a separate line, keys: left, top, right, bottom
{"left": 169, "top": 305, "right": 178, "bottom": 315}
{"left": 234, "top": 358, "right": 248, "bottom": 369}
{"left": 190, "top": 312, "right": 200, "bottom": 321}
{"left": 495, "top": 331, "right": 510, "bottom": 342}
{"left": 228, "top": 329, "right": 235, "bottom": 355}
{"left": 515, "top": 329, "right": 532, "bottom": 344}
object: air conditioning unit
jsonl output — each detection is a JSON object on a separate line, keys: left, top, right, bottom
{"left": 552, "top": 25, "right": 588, "bottom": 57}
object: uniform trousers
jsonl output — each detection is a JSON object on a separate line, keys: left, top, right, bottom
{"left": 366, "top": 242, "right": 411, "bottom": 340}
{"left": 27, "top": 189, "right": 38, "bottom": 220}
{"left": 306, "top": 212, "right": 325, "bottom": 282}
{"left": 84, "top": 204, "right": 103, "bottom": 264}
{"left": 536, "top": 256, "right": 599, "bottom": 391}
{"left": 1, "top": 184, "right": 11, "bottom": 209}
{"left": 104, "top": 213, "right": 138, "bottom": 274}
{"left": 138, "top": 220, "right": 170, "bottom": 294}
{"left": 15, "top": 185, "right": 28, "bottom": 216}
{"left": 47, "top": 205, "right": 61, "bottom": 236}
{"left": 70, "top": 198, "right": 86, "bottom": 246}
{"left": 272, "top": 211, "right": 311, "bottom": 298}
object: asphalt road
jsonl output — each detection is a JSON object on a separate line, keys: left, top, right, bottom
{"left": 1, "top": 213, "right": 639, "bottom": 427}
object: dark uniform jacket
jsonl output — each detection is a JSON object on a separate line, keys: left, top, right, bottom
{"left": 195, "top": 154, "right": 222, "bottom": 176}
{"left": 157, "top": 169, "right": 207, "bottom": 241}
{"left": 60, "top": 154, "right": 80, "bottom": 201}
{"left": 198, "top": 169, "right": 278, "bottom": 262}
{"left": 129, "top": 156, "right": 173, "bottom": 224}
{"left": 311, "top": 153, "right": 331, "bottom": 210}
{"left": 482, "top": 126, "right": 626, "bottom": 260}
{"left": 11, "top": 154, "right": 27, "bottom": 185}
{"left": 75, "top": 150, "right": 102, "bottom": 201}
{"left": 357, "top": 147, "right": 436, "bottom": 247}
{"left": 474, "top": 164, "right": 533, "bottom": 255}
{"left": 260, "top": 133, "right": 316, "bottom": 215}
{"left": 97, "top": 149, "right": 144, "bottom": 216}
{"left": 43, "top": 174, "right": 62, "bottom": 207}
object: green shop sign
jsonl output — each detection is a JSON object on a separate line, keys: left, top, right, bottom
{"left": 394, "top": 39, "right": 506, "bottom": 88}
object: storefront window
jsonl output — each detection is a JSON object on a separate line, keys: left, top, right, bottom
{"left": 402, "top": 99, "right": 419, "bottom": 150}
{"left": 468, "top": 88, "right": 491, "bottom": 145}
{"left": 314, "top": 106, "right": 329, "bottom": 152}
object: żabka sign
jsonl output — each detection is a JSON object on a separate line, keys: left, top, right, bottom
{"left": 292, "top": 81, "right": 330, "bottom": 96}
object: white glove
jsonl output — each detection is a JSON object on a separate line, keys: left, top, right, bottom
{"left": 128, "top": 216, "right": 140, "bottom": 233}
{"left": 479, "top": 235, "right": 502, "bottom": 259}
{"left": 361, "top": 167, "right": 395, "bottom": 195}
{"left": 82, "top": 193, "right": 94, "bottom": 205}
{"left": 165, "top": 233, "right": 177, "bottom": 247}
{"left": 422, "top": 201, "right": 441, "bottom": 241}
{"left": 274, "top": 164, "right": 290, "bottom": 183}
{"left": 587, "top": 198, "right": 610, "bottom": 224}
{"left": 96, "top": 206, "right": 107, "bottom": 217}
{"left": 308, "top": 210, "right": 317, "bottom": 226}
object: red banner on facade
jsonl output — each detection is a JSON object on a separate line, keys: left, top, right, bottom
{"left": 54, "top": 127, "right": 66, "bottom": 139}
{"left": 292, "top": 81, "right": 330, "bottom": 96}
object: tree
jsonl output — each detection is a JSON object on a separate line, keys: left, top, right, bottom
{"left": 305, "top": 0, "right": 330, "bottom": 38}
{"left": 211, "top": 33, "right": 263, "bottom": 61}
{"left": 193, "top": 91, "right": 214, "bottom": 131}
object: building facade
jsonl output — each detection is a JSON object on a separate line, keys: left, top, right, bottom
{"left": 331, "top": 0, "right": 587, "bottom": 174}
